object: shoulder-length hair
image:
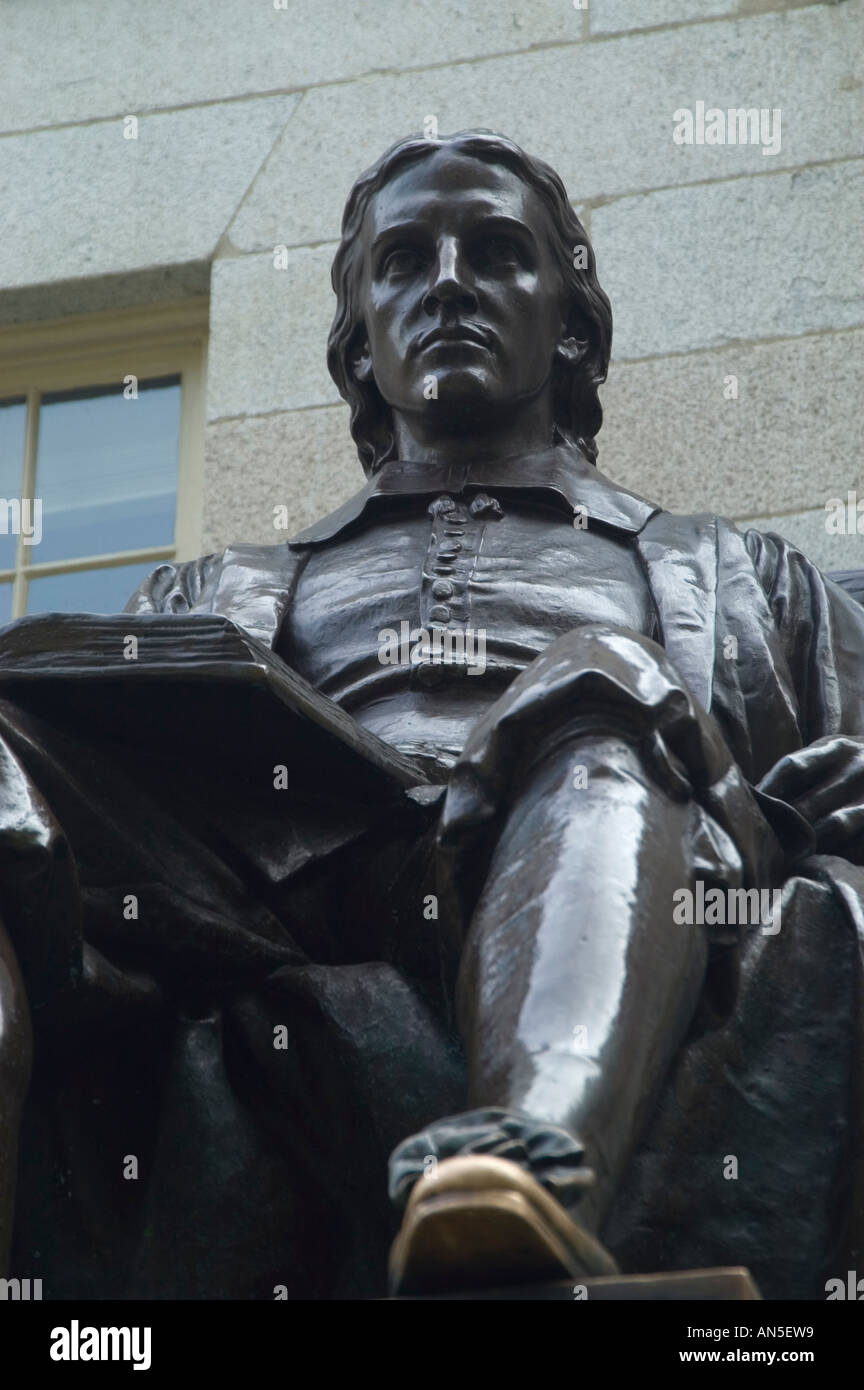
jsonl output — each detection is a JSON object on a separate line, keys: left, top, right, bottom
{"left": 327, "top": 130, "right": 612, "bottom": 475}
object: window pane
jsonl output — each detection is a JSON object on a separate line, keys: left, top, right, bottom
{"left": 26, "top": 560, "right": 160, "bottom": 616}
{"left": 0, "top": 397, "right": 27, "bottom": 571}
{"left": 35, "top": 376, "right": 181, "bottom": 564}
{"left": 0, "top": 581, "right": 13, "bottom": 627}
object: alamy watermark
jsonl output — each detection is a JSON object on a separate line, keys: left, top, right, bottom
{"left": 0, "top": 1277, "right": 42, "bottom": 1299}
{"left": 825, "top": 1271, "right": 864, "bottom": 1299}
{"left": 673, "top": 103, "right": 781, "bottom": 156}
{"left": 673, "top": 882, "right": 781, "bottom": 935}
{"left": 50, "top": 1321, "right": 151, "bottom": 1371}
{"left": 378, "top": 621, "right": 487, "bottom": 676}
{"left": 825, "top": 491, "right": 864, "bottom": 535}
{"left": 0, "top": 497, "right": 41, "bottom": 546}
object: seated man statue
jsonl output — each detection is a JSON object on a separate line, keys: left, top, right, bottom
{"left": 2, "top": 130, "right": 864, "bottom": 1302}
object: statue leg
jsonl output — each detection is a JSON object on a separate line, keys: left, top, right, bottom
{"left": 388, "top": 624, "right": 784, "bottom": 1292}
{"left": 455, "top": 732, "right": 708, "bottom": 1234}
{"left": 0, "top": 915, "right": 32, "bottom": 1275}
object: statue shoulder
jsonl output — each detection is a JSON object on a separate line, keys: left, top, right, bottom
{"left": 637, "top": 508, "right": 748, "bottom": 571}
{"left": 123, "top": 541, "right": 308, "bottom": 646}
{"left": 639, "top": 508, "right": 780, "bottom": 580}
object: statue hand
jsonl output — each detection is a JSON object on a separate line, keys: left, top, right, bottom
{"left": 758, "top": 735, "right": 864, "bottom": 861}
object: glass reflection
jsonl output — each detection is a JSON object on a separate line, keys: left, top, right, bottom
{"left": 0, "top": 581, "right": 13, "bottom": 628}
{"left": 35, "top": 377, "right": 180, "bottom": 563}
{"left": 26, "top": 560, "right": 161, "bottom": 616}
{"left": 0, "top": 398, "right": 27, "bottom": 571}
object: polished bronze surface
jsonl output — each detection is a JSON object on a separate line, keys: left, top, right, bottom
{"left": 1, "top": 132, "right": 863, "bottom": 1300}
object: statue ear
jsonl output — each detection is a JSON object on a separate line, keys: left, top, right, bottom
{"left": 555, "top": 335, "right": 588, "bottom": 369}
{"left": 352, "top": 341, "right": 375, "bottom": 384}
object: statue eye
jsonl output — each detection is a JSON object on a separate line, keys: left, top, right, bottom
{"left": 382, "top": 247, "right": 423, "bottom": 275}
{"left": 477, "top": 237, "right": 522, "bottom": 268}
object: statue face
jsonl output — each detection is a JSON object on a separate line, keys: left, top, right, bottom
{"left": 356, "top": 151, "right": 566, "bottom": 428}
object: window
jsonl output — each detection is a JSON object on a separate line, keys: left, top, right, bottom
{"left": 0, "top": 299, "right": 208, "bottom": 621}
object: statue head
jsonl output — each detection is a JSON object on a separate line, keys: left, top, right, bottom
{"left": 327, "top": 130, "right": 612, "bottom": 476}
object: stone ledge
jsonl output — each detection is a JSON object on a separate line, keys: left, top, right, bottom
{"left": 390, "top": 1266, "right": 762, "bottom": 1300}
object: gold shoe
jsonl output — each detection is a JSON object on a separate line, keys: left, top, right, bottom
{"left": 389, "top": 1153, "right": 619, "bottom": 1296}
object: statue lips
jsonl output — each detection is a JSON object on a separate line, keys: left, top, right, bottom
{"left": 416, "top": 323, "right": 495, "bottom": 355}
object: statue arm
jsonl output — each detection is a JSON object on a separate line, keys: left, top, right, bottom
{"left": 124, "top": 552, "right": 224, "bottom": 616}
{"left": 745, "top": 526, "right": 864, "bottom": 860}
{"left": 744, "top": 526, "right": 864, "bottom": 742}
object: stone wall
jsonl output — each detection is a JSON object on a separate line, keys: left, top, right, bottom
{"left": 1, "top": 0, "right": 861, "bottom": 570}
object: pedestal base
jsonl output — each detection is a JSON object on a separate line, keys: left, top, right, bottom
{"left": 391, "top": 1266, "right": 762, "bottom": 1300}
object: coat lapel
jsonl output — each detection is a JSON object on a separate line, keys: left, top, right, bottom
{"left": 636, "top": 511, "right": 719, "bottom": 714}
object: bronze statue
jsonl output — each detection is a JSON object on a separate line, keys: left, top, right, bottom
{"left": 2, "top": 132, "right": 864, "bottom": 1301}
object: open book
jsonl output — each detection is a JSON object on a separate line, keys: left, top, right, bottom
{"left": 0, "top": 609, "right": 430, "bottom": 790}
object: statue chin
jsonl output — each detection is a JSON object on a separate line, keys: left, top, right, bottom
{"left": 406, "top": 375, "right": 552, "bottom": 436}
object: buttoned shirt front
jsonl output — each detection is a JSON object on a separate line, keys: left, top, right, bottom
{"left": 278, "top": 447, "right": 661, "bottom": 774}
{"left": 126, "top": 442, "right": 864, "bottom": 787}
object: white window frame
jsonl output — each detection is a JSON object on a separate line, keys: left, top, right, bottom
{"left": 0, "top": 298, "right": 208, "bottom": 618}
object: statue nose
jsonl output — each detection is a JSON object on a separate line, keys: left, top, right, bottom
{"left": 423, "top": 240, "right": 477, "bottom": 316}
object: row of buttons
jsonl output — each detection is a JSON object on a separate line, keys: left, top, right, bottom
{"left": 414, "top": 496, "right": 469, "bottom": 687}
{"left": 426, "top": 494, "right": 468, "bottom": 626}
{"left": 411, "top": 493, "right": 504, "bottom": 687}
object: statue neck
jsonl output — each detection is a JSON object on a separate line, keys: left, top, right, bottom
{"left": 391, "top": 395, "right": 556, "bottom": 470}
